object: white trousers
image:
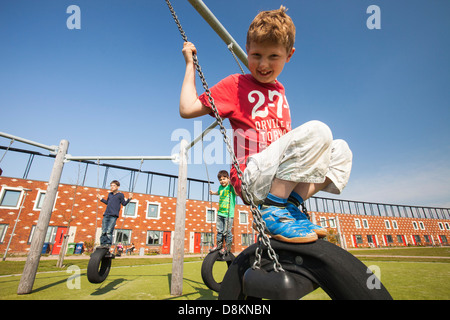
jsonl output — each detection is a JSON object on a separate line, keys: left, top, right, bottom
{"left": 242, "top": 120, "right": 353, "bottom": 204}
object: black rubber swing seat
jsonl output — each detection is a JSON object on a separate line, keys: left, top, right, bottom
{"left": 218, "top": 239, "right": 393, "bottom": 300}
{"left": 201, "top": 249, "right": 235, "bottom": 292}
{"left": 87, "top": 247, "right": 114, "bottom": 284}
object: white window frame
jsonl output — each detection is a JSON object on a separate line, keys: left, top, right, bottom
{"left": 354, "top": 218, "right": 361, "bottom": 229}
{"left": 32, "top": 190, "right": 58, "bottom": 211}
{"left": 33, "top": 190, "right": 46, "bottom": 211}
{"left": 146, "top": 230, "right": 163, "bottom": 245}
{"left": 362, "top": 219, "right": 369, "bottom": 229}
{"left": 384, "top": 220, "right": 391, "bottom": 229}
{"left": 412, "top": 221, "right": 418, "bottom": 230}
{"left": 392, "top": 220, "right": 398, "bottom": 229}
{"left": 239, "top": 210, "right": 249, "bottom": 225}
{"left": 123, "top": 199, "right": 138, "bottom": 218}
{"left": 206, "top": 206, "right": 217, "bottom": 223}
{"left": 0, "top": 187, "right": 24, "bottom": 210}
{"left": 146, "top": 201, "right": 161, "bottom": 219}
{"left": 0, "top": 224, "right": 8, "bottom": 243}
{"left": 329, "top": 217, "right": 336, "bottom": 228}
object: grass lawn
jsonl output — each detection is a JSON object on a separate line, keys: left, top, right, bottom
{"left": 0, "top": 247, "right": 449, "bottom": 300}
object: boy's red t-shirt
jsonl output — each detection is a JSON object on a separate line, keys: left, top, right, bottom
{"left": 199, "top": 74, "right": 292, "bottom": 199}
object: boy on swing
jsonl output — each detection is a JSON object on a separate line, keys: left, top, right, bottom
{"left": 209, "top": 170, "right": 237, "bottom": 253}
{"left": 180, "top": 6, "right": 352, "bottom": 243}
{"left": 96, "top": 180, "right": 133, "bottom": 248}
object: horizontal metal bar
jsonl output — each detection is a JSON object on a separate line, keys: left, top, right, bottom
{"left": 65, "top": 155, "right": 176, "bottom": 161}
{"left": 188, "top": 0, "right": 248, "bottom": 68}
{"left": 0, "top": 131, "right": 58, "bottom": 153}
{"left": 187, "top": 120, "right": 218, "bottom": 150}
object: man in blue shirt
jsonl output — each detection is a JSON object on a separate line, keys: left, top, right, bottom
{"left": 96, "top": 180, "right": 133, "bottom": 248}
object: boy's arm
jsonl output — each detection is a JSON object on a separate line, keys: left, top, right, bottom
{"left": 209, "top": 190, "right": 219, "bottom": 196}
{"left": 121, "top": 193, "right": 132, "bottom": 206}
{"left": 97, "top": 193, "right": 108, "bottom": 204}
{"left": 180, "top": 42, "right": 211, "bottom": 119}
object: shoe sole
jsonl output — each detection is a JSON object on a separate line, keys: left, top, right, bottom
{"left": 314, "top": 229, "right": 328, "bottom": 238}
{"left": 268, "top": 231, "right": 318, "bottom": 243}
{"left": 254, "top": 222, "right": 323, "bottom": 243}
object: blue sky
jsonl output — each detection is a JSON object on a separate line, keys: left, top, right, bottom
{"left": 0, "top": 0, "right": 449, "bottom": 208}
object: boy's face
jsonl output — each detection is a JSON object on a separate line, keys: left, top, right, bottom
{"left": 246, "top": 41, "right": 295, "bottom": 84}
{"left": 218, "top": 176, "right": 230, "bottom": 187}
{"left": 110, "top": 183, "right": 119, "bottom": 193}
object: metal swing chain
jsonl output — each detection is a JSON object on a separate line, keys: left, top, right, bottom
{"left": 165, "top": 0, "right": 283, "bottom": 272}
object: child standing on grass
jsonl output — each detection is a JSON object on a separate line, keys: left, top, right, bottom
{"left": 210, "top": 170, "right": 236, "bottom": 253}
{"left": 180, "top": 6, "right": 352, "bottom": 243}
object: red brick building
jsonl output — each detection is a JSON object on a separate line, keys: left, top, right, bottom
{"left": 0, "top": 176, "right": 449, "bottom": 256}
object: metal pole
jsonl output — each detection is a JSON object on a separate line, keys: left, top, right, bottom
{"left": 0, "top": 131, "right": 58, "bottom": 153}
{"left": 187, "top": 120, "right": 218, "bottom": 150}
{"left": 2, "top": 189, "right": 32, "bottom": 261}
{"left": 187, "top": 0, "right": 248, "bottom": 68}
{"left": 17, "top": 139, "right": 69, "bottom": 294}
{"left": 336, "top": 217, "right": 346, "bottom": 250}
{"left": 65, "top": 155, "right": 176, "bottom": 161}
{"left": 171, "top": 139, "right": 188, "bottom": 296}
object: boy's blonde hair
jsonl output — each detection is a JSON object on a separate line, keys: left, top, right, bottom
{"left": 246, "top": 5, "right": 296, "bottom": 53}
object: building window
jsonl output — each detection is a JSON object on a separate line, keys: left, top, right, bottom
{"left": 367, "top": 235, "right": 374, "bottom": 244}
{"left": 202, "top": 233, "right": 214, "bottom": 246}
{"left": 384, "top": 220, "right": 391, "bottom": 229}
{"left": 412, "top": 221, "right": 418, "bottom": 230}
{"left": 123, "top": 201, "right": 137, "bottom": 217}
{"left": 424, "top": 235, "right": 431, "bottom": 243}
{"left": 0, "top": 224, "right": 8, "bottom": 243}
{"left": 413, "top": 235, "right": 421, "bottom": 244}
{"left": 438, "top": 222, "right": 444, "bottom": 230}
{"left": 362, "top": 219, "right": 369, "bottom": 229}
{"left": 206, "top": 208, "right": 216, "bottom": 223}
{"left": 146, "top": 230, "right": 163, "bottom": 245}
{"left": 355, "top": 235, "right": 363, "bottom": 244}
{"left": 28, "top": 225, "right": 58, "bottom": 244}
{"left": 319, "top": 217, "right": 327, "bottom": 228}
{"left": 114, "top": 229, "right": 131, "bottom": 245}
{"left": 146, "top": 202, "right": 160, "bottom": 219}
{"left": 239, "top": 211, "right": 249, "bottom": 224}
{"left": 0, "top": 188, "right": 23, "bottom": 209}
{"left": 33, "top": 191, "right": 46, "bottom": 210}
{"left": 242, "top": 233, "right": 254, "bottom": 246}
{"left": 392, "top": 220, "right": 398, "bottom": 229}
{"left": 329, "top": 217, "right": 336, "bottom": 228}
{"left": 385, "top": 235, "right": 393, "bottom": 244}
{"left": 355, "top": 219, "right": 361, "bottom": 229}
{"left": 445, "top": 223, "right": 450, "bottom": 230}
{"left": 419, "top": 221, "right": 425, "bottom": 230}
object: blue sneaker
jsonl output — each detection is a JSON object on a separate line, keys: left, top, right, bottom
{"left": 286, "top": 202, "right": 327, "bottom": 238}
{"left": 257, "top": 205, "right": 317, "bottom": 243}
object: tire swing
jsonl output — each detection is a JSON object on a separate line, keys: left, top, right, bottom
{"left": 165, "top": 0, "right": 392, "bottom": 300}
{"left": 219, "top": 239, "right": 393, "bottom": 300}
{"left": 201, "top": 249, "right": 235, "bottom": 292}
{"left": 87, "top": 247, "right": 114, "bottom": 284}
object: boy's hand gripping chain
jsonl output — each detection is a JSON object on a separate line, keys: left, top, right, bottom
{"left": 166, "top": 0, "right": 283, "bottom": 272}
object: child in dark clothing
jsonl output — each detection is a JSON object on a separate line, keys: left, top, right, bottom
{"left": 96, "top": 180, "right": 133, "bottom": 248}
